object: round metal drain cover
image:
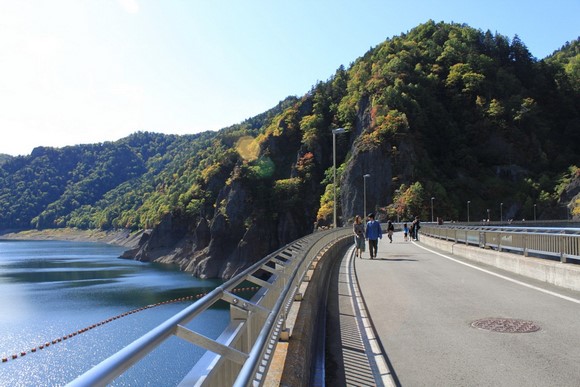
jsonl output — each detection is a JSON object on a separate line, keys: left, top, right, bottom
{"left": 471, "top": 318, "right": 540, "bottom": 333}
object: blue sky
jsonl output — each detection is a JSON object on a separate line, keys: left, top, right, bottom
{"left": 1, "top": 0, "right": 578, "bottom": 156}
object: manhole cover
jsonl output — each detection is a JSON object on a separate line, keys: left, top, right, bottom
{"left": 471, "top": 318, "right": 540, "bottom": 333}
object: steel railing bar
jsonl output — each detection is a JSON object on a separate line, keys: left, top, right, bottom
{"left": 222, "top": 292, "right": 271, "bottom": 317}
{"left": 175, "top": 325, "right": 249, "bottom": 365}
{"left": 247, "top": 275, "right": 275, "bottom": 289}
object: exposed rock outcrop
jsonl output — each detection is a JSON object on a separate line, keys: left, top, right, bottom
{"left": 125, "top": 211, "right": 193, "bottom": 263}
{"left": 341, "top": 143, "right": 393, "bottom": 222}
{"left": 340, "top": 100, "right": 416, "bottom": 223}
{"left": 121, "top": 169, "right": 305, "bottom": 279}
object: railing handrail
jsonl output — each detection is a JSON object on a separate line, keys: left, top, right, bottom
{"left": 421, "top": 224, "right": 580, "bottom": 263}
{"left": 67, "top": 227, "right": 352, "bottom": 387}
{"left": 424, "top": 224, "right": 580, "bottom": 234}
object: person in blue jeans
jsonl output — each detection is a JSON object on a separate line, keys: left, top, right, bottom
{"left": 365, "top": 213, "right": 382, "bottom": 259}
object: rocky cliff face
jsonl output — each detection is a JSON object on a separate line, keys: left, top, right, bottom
{"left": 122, "top": 122, "right": 316, "bottom": 279}
{"left": 122, "top": 184, "right": 309, "bottom": 279}
{"left": 122, "top": 174, "right": 282, "bottom": 279}
{"left": 341, "top": 141, "right": 393, "bottom": 222}
{"left": 340, "top": 99, "right": 416, "bottom": 223}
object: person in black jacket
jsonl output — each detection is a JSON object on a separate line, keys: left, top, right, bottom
{"left": 387, "top": 220, "right": 395, "bottom": 243}
{"left": 411, "top": 216, "right": 421, "bottom": 241}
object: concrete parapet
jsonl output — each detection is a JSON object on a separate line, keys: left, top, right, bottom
{"left": 421, "top": 236, "right": 580, "bottom": 292}
{"left": 279, "top": 236, "right": 351, "bottom": 387}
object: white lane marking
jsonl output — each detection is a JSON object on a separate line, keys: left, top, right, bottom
{"left": 414, "top": 242, "right": 580, "bottom": 305}
{"left": 347, "top": 246, "right": 397, "bottom": 386}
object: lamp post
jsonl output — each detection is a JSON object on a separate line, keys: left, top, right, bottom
{"left": 363, "top": 174, "right": 370, "bottom": 226}
{"left": 467, "top": 200, "right": 471, "bottom": 223}
{"left": 332, "top": 128, "right": 346, "bottom": 228}
{"left": 487, "top": 208, "right": 490, "bottom": 222}
{"left": 430, "top": 197, "right": 435, "bottom": 223}
{"left": 534, "top": 204, "right": 537, "bottom": 221}
{"left": 500, "top": 202, "right": 503, "bottom": 223}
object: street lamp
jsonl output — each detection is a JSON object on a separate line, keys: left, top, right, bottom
{"left": 487, "top": 208, "right": 490, "bottom": 222}
{"left": 431, "top": 197, "right": 435, "bottom": 223}
{"left": 467, "top": 201, "right": 471, "bottom": 223}
{"left": 363, "top": 174, "right": 371, "bottom": 226}
{"left": 500, "top": 202, "right": 503, "bottom": 223}
{"left": 332, "top": 128, "right": 346, "bottom": 228}
{"left": 534, "top": 204, "right": 537, "bottom": 221}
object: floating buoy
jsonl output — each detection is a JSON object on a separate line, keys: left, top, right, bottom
{"left": 3, "top": 291, "right": 208, "bottom": 365}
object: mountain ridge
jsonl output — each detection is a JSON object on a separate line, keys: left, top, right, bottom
{"left": 1, "top": 21, "right": 578, "bottom": 278}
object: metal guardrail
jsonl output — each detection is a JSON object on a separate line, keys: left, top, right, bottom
{"left": 421, "top": 225, "right": 580, "bottom": 263}
{"left": 67, "top": 227, "right": 352, "bottom": 387}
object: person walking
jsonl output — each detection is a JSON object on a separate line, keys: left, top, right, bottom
{"left": 403, "top": 223, "right": 409, "bottom": 241}
{"left": 365, "top": 213, "right": 382, "bottom": 259}
{"left": 412, "top": 216, "right": 421, "bottom": 241}
{"left": 353, "top": 215, "right": 365, "bottom": 258}
{"left": 387, "top": 220, "right": 395, "bottom": 243}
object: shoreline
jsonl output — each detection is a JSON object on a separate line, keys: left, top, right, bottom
{"left": 0, "top": 228, "right": 143, "bottom": 249}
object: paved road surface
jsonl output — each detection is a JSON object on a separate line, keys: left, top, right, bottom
{"left": 355, "top": 233, "right": 580, "bottom": 386}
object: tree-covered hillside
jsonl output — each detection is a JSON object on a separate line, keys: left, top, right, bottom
{"left": 336, "top": 21, "right": 579, "bottom": 222}
{"left": 1, "top": 21, "right": 578, "bottom": 278}
{"left": 0, "top": 97, "right": 295, "bottom": 232}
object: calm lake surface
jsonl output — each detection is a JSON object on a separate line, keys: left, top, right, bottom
{"left": 0, "top": 239, "right": 227, "bottom": 386}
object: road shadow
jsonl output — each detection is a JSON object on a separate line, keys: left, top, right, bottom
{"left": 359, "top": 256, "right": 418, "bottom": 262}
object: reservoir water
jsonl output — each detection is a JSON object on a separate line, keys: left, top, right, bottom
{"left": 0, "top": 239, "right": 228, "bottom": 386}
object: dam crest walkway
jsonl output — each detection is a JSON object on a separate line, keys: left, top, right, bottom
{"left": 312, "top": 232, "right": 580, "bottom": 387}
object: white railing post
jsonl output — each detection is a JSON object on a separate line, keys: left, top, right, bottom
{"left": 560, "top": 235, "right": 567, "bottom": 263}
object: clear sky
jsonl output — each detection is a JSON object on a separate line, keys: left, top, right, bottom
{"left": 1, "top": 1, "right": 578, "bottom": 156}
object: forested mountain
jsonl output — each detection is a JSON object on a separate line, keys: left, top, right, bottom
{"left": 1, "top": 21, "right": 578, "bottom": 278}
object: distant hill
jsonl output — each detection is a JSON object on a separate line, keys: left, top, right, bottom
{"left": 1, "top": 21, "right": 578, "bottom": 278}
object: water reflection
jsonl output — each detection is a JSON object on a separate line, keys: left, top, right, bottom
{"left": 0, "top": 239, "right": 228, "bottom": 386}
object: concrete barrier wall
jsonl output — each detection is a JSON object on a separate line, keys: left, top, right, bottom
{"left": 421, "top": 236, "right": 580, "bottom": 292}
{"left": 280, "top": 236, "right": 351, "bottom": 387}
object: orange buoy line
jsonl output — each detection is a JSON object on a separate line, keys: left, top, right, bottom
{"left": 1, "top": 286, "right": 258, "bottom": 364}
